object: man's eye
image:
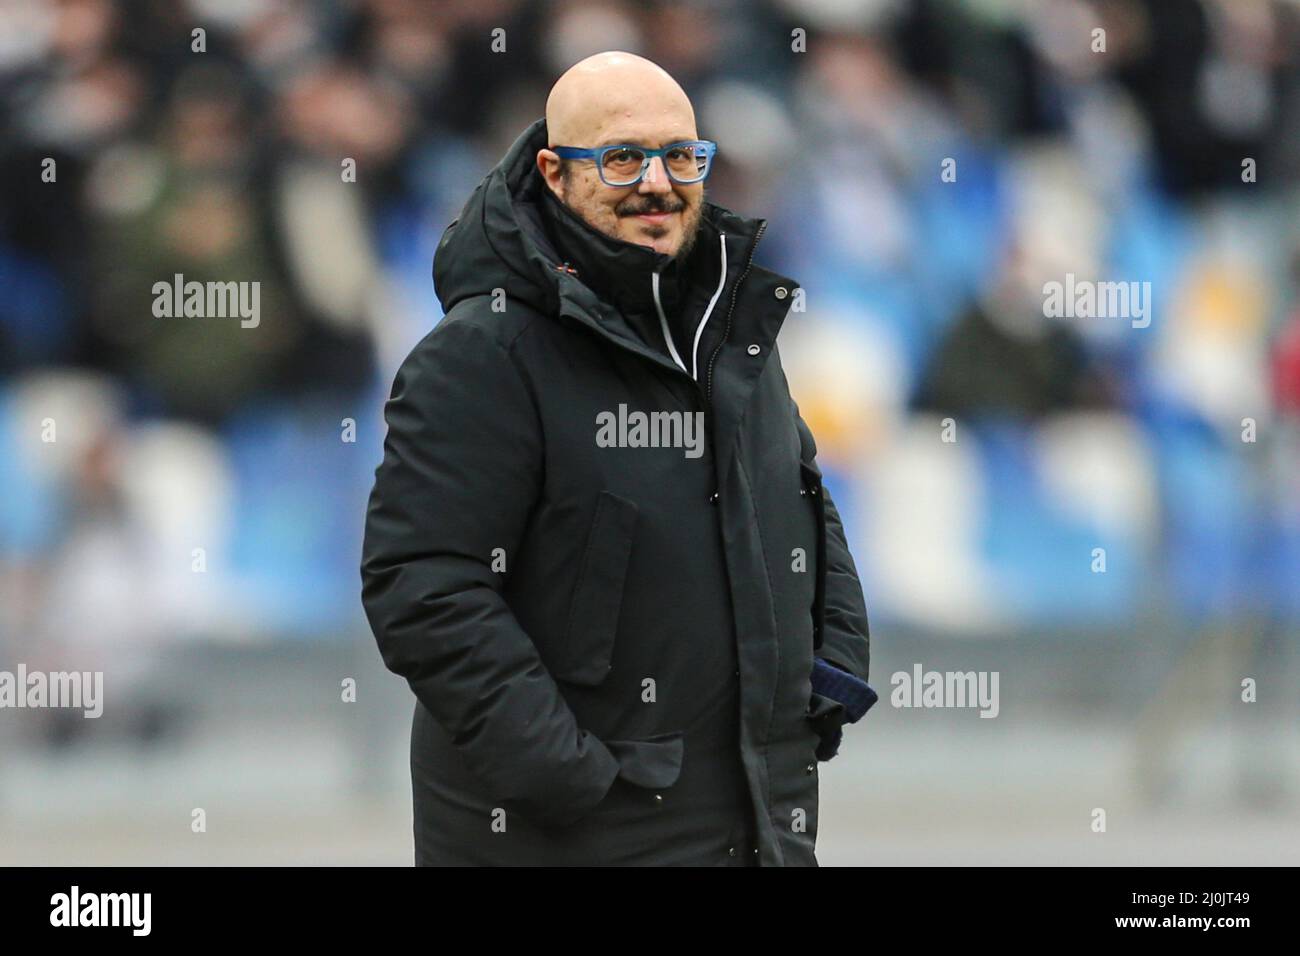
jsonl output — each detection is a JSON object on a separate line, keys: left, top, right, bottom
{"left": 607, "top": 150, "right": 638, "bottom": 165}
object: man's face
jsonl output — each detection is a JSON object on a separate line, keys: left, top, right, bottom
{"left": 547, "top": 133, "right": 706, "bottom": 259}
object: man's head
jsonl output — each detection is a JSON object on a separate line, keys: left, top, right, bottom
{"left": 536, "top": 51, "right": 706, "bottom": 259}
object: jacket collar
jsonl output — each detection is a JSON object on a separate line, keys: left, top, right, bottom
{"left": 538, "top": 184, "right": 714, "bottom": 354}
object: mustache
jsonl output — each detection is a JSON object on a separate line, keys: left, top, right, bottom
{"left": 619, "top": 198, "right": 687, "bottom": 216}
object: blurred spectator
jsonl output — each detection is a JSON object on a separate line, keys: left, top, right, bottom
{"left": 1, "top": 0, "right": 1297, "bottom": 658}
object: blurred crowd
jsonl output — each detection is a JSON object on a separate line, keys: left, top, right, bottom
{"left": 1, "top": 0, "right": 1298, "bottom": 694}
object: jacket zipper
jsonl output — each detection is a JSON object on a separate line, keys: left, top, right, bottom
{"left": 705, "top": 219, "right": 767, "bottom": 403}
{"left": 639, "top": 221, "right": 767, "bottom": 488}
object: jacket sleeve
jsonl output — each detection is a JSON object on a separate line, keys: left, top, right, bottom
{"left": 792, "top": 398, "right": 871, "bottom": 684}
{"left": 361, "top": 314, "right": 621, "bottom": 829}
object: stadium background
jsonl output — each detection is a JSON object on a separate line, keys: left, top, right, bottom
{"left": 1, "top": 0, "right": 1298, "bottom": 863}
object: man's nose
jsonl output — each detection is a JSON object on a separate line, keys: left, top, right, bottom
{"left": 638, "top": 156, "right": 672, "bottom": 193}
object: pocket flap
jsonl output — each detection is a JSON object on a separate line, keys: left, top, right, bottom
{"left": 603, "top": 732, "right": 686, "bottom": 789}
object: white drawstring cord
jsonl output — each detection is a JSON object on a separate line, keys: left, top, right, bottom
{"left": 653, "top": 232, "right": 728, "bottom": 381}
{"left": 653, "top": 269, "right": 688, "bottom": 374}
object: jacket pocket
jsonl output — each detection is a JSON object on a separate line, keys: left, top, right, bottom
{"left": 805, "top": 691, "right": 848, "bottom": 761}
{"left": 558, "top": 490, "right": 639, "bottom": 686}
{"left": 602, "top": 732, "right": 686, "bottom": 789}
{"left": 799, "top": 459, "right": 828, "bottom": 651}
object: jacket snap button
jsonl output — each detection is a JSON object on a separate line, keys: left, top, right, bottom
{"left": 709, "top": 491, "right": 719, "bottom": 504}
{"left": 774, "top": 287, "right": 788, "bottom": 300}
{"left": 746, "top": 344, "right": 760, "bottom": 356}
{"left": 799, "top": 488, "right": 807, "bottom": 496}
{"left": 654, "top": 794, "right": 663, "bottom": 805}
{"left": 806, "top": 763, "right": 816, "bottom": 774}
{"left": 728, "top": 846, "right": 736, "bottom": 857}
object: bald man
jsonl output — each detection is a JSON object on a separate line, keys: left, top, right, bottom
{"left": 538, "top": 54, "right": 704, "bottom": 259}
{"left": 362, "top": 52, "right": 874, "bottom": 866}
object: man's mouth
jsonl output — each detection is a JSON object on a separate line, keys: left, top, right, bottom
{"left": 622, "top": 203, "right": 681, "bottom": 225}
{"left": 631, "top": 210, "right": 676, "bottom": 225}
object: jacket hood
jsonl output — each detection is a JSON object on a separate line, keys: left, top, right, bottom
{"left": 432, "top": 117, "right": 765, "bottom": 357}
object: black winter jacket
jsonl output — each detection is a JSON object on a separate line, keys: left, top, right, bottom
{"left": 361, "top": 117, "right": 871, "bottom": 866}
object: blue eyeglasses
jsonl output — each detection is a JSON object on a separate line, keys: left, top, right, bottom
{"left": 552, "top": 140, "right": 717, "bottom": 186}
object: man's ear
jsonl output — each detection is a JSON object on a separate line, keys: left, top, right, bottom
{"left": 536, "top": 148, "right": 564, "bottom": 197}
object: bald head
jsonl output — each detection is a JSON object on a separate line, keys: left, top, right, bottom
{"left": 545, "top": 51, "right": 696, "bottom": 149}
{"left": 537, "top": 51, "right": 706, "bottom": 258}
